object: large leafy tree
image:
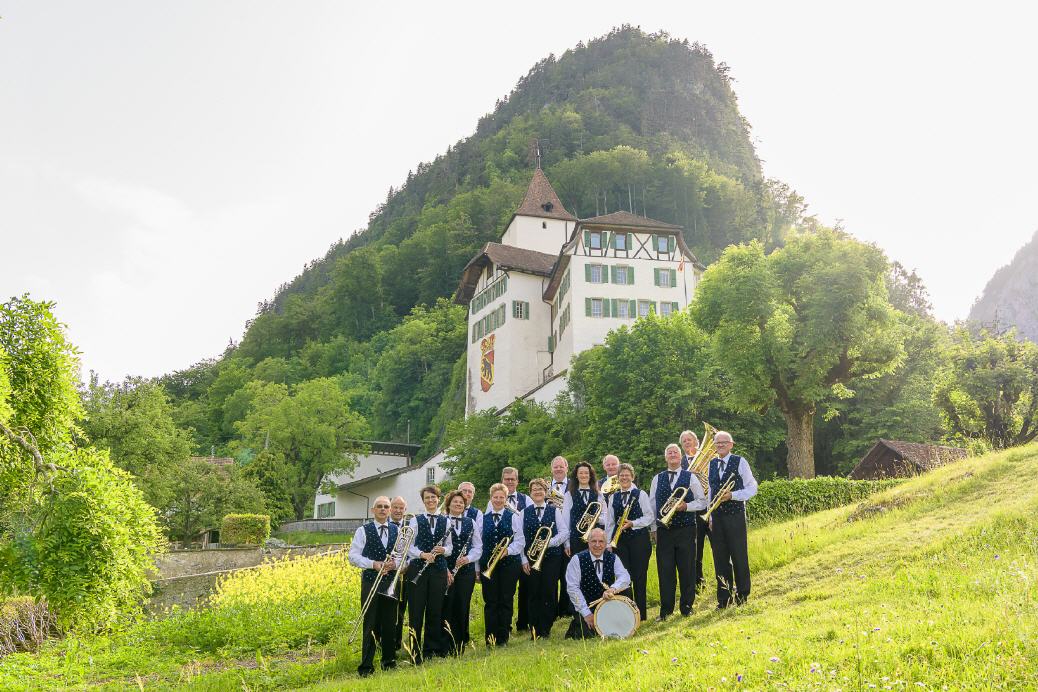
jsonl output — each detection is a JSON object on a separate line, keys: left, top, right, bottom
{"left": 164, "top": 458, "right": 267, "bottom": 543}
{"left": 933, "top": 327, "right": 1038, "bottom": 449}
{"left": 692, "top": 231, "right": 904, "bottom": 478}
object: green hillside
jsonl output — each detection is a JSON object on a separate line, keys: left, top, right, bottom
{"left": 4, "top": 445, "right": 1034, "bottom": 689}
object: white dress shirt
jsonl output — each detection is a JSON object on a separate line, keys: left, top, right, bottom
{"left": 649, "top": 467, "right": 708, "bottom": 520}
{"left": 604, "top": 485, "right": 654, "bottom": 538}
{"left": 486, "top": 491, "right": 530, "bottom": 514}
{"left": 520, "top": 503, "right": 570, "bottom": 565}
{"left": 348, "top": 520, "right": 393, "bottom": 569}
{"left": 446, "top": 513, "right": 483, "bottom": 565}
{"left": 565, "top": 550, "right": 632, "bottom": 617}
{"left": 482, "top": 507, "right": 526, "bottom": 557}
{"left": 406, "top": 512, "right": 454, "bottom": 561}
{"left": 708, "top": 454, "right": 759, "bottom": 503}
{"left": 550, "top": 477, "right": 569, "bottom": 496}
{"left": 562, "top": 487, "right": 605, "bottom": 549}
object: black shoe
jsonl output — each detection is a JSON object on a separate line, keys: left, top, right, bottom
{"left": 655, "top": 615, "right": 668, "bottom": 623}
{"left": 358, "top": 668, "right": 374, "bottom": 678}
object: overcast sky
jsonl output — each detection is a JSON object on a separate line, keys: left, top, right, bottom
{"left": 3, "top": 2, "right": 1036, "bottom": 382}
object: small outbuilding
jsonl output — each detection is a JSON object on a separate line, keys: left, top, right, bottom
{"left": 849, "top": 439, "right": 968, "bottom": 480}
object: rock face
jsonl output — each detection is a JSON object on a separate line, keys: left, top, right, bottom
{"left": 970, "top": 230, "right": 1038, "bottom": 342}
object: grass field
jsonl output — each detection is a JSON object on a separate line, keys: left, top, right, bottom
{"left": 2, "top": 445, "right": 1036, "bottom": 690}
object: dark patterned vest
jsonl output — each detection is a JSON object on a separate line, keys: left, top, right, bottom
{"left": 681, "top": 452, "right": 695, "bottom": 472}
{"left": 445, "top": 516, "right": 476, "bottom": 574}
{"left": 577, "top": 550, "right": 617, "bottom": 604}
{"left": 654, "top": 468, "right": 696, "bottom": 528}
{"left": 568, "top": 487, "right": 598, "bottom": 537}
{"left": 507, "top": 492, "right": 529, "bottom": 512}
{"left": 464, "top": 506, "right": 480, "bottom": 522}
{"left": 709, "top": 455, "right": 746, "bottom": 517}
{"left": 414, "top": 513, "right": 449, "bottom": 570}
{"left": 523, "top": 504, "right": 562, "bottom": 558}
{"left": 611, "top": 487, "right": 646, "bottom": 534}
{"left": 480, "top": 507, "right": 517, "bottom": 571}
{"left": 360, "top": 521, "right": 399, "bottom": 586}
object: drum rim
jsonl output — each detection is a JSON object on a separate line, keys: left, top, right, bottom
{"left": 592, "top": 595, "right": 641, "bottom": 638}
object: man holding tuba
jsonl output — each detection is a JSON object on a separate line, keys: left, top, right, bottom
{"left": 650, "top": 444, "right": 707, "bottom": 621}
{"left": 347, "top": 496, "right": 401, "bottom": 677}
{"left": 680, "top": 429, "right": 712, "bottom": 590}
{"left": 707, "top": 431, "right": 758, "bottom": 608}
{"left": 520, "top": 478, "right": 569, "bottom": 639}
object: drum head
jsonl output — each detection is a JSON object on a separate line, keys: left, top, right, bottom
{"left": 593, "top": 596, "right": 640, "bottom": 639}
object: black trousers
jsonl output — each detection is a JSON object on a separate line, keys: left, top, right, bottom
{"left": 406, "top": 563, "right": 448, "bottom": 661}
{"left": 710, "top": 511, "right": 751, "bottom": 607}
{"left": 565, "top": 612, "right": 596, "bottom": 640}
{"left": 614, "top": 530, "right": 651, "bottom": 620}
{"left": 556, "top": 542, "right": 583, "bottom": 618}
{"left": 481, "top": 558, "right": 519, "bottom": 646}
{"left": 393, "top": 577, "right": 407, "bottom": 654}
{"left": 516, "top": 571, "right": 530, "bottom": 630}
{"left": 526, "top": 552, "right": 562, "bottom": 638}
{"left": 358, "top": 579, "right": 397, "bottom": 675}
{"left": 443, "top": 567, "right": 476, "bottom": 652}
{"left": 694, "top": 515, "right": 711, "bottom": 588}
{"left": 656, "top": 523, "right": 696, "bottom": 617}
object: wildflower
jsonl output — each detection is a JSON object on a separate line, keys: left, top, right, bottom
{"left": 770, "top": 656, "right": 780, "bottom": 662}
{"left": 873, "top": 627, "right": 881, "bottom": 631}
{"left": 639, "top": 649, "right": 649, "bottom": 655}
{"left": 671, "top": 657, "right": 679, "bottom": 663}
{"left": 994, "top": 554, "right": 1000, "bottom": 560}
{"left": 766, "top": 670, "right": 774, "bottom": 676}
{"left": 737, "top": 674, "right": 743, "bottom": 683}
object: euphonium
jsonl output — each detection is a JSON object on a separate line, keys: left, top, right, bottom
{"left": 687, "top": 422, "right": 718, "bottom": 494}
{"left": 600, "top": 475, "right": 619, "bottom": 495}
{"left": 658, "top": 486, "right": 689, "bottom": 528}
{"left": 700, "top": 477, "right": 737, "bottom": 521}
{"left": 609, "top": 498, "right": 633, "bottom": 549}
{"left": 547, "top": 488, "right": 565, "bottom": 509}
{"left": 528, "top": 523, "right": 554, "bottom": 572}
{"left": 348, "top": 524, "right": 414, "bottom": 644}
{"left": 576, "top": 501, "right": 603, "bottom": 542}
{"left": 481, "top": 535, "right": 511, "bottom": 579}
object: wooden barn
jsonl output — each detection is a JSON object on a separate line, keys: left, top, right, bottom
{"left": 849, "top": 439, "right": 968, "bottom": 480}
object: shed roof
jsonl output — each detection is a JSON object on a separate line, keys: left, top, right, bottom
{"left": 849, "top": 439, "right": 968, "bottom": 479}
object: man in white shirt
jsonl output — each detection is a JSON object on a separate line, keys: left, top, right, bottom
{"left": 564, "top": 528, "right": 631, "bottom": 639}
{"left": 348, "top": 495, "right": 399, "bottom": 676}
{"left": 707, "top": 431, "right": 758, "bottom": 608}
{"left": 488, "top": 466, "right": 531, "bottom": 631}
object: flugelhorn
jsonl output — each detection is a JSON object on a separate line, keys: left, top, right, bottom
{"left": 658, "top": 486, "right": 689, "bottom": 528}
{"left": 576, "top": 501, "right": 603, "bottom": 542}
{"left": 610, "top": 498, "right": 633, "bottom": 549}
{"left": 481, "top": 535, "right": 510, "bottom": 579}
{"left": 701, "top": 477, "right": 737, "bottom": 521}
{"left": 528, "top": 523, "right": 554, "bottom": 572}
{"left": 348, "top": 524, "right": 414, "bottom": 644}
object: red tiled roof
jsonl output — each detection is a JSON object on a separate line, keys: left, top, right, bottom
{"left": 515, "top": 168, "right": 577, "bottom": 222}
{"left": 454, "top": 242, "right": 560, "bottom": 304}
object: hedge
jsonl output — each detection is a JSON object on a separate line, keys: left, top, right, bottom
{"left": 221, "top": 514, "right": 271, "bottom": 546}
{"left": 746, "top": 477, "right": 901, "bottom": 525}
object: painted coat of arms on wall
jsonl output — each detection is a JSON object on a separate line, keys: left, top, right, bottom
{"left": 480, "top": 334, "right": 495, "bottom": 392}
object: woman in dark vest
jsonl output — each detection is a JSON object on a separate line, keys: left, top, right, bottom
{"left": 604, "top": 463, "right": 653, "bottom": 621}
{"left": 563, "top": 461, "right": 603, "bottom": 558}
{"left": 406, "top": 485, "right": 453, "bottom": 662}
{"left": 520, "top": 478, "right": 569, "bottom": 639}
{"left": 442, "top": 489, "right": 481, "bottom": 653}
{"left": 479, "top": 482, "right": 524, "bottom": 647}
{"left": 564, "top": 527, "right": 631, "bottom": 639}
{"left": 347, "top": 495, "right": 400, "bottom": 677}
{"left": 707, "top": 431, "right": 758, "bottom": 608}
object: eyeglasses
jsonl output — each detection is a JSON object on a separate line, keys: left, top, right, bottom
{"left": 373, "top": 504, "right": 390, "bottom": 509}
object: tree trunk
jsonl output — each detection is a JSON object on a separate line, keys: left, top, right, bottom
{"left": 783, "top": 407, "right": 816, "bottom": 478}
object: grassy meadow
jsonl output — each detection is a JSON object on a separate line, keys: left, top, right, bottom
{"left": 1, "top": 445, "right": 1036, "bottom": 690}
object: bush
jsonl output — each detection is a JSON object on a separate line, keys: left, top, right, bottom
{"left": 220, "top": 514, "right": 270, "bottom": 545}
{"left": 0, "top": 597, "right": 56, "bottom": 657}
{"left": 747, "top": 476, "right": 900, "bottom": 525}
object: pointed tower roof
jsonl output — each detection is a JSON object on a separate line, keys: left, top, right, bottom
{"left": 514, "top": 168, "right": 578, "bottom": 222}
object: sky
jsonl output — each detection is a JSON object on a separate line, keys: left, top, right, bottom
{"left": 2, "top": 1, "right": 1036, "bottom": 382}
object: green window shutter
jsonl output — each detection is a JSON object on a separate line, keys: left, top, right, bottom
{"left": 629, "top": 299, "right": 637, "bottom": 318}
{"left": 672, "top": 302, "right": 680, "bottom": 313}
{"left": 585, "top": 264, "right": 592, "bottom": 282}
{"left": 653, "top": 268, "right": 660, "bottom": 286}
{"left": 651, "top": 301, "right": 658, "bottom": 314}
{"left": 610, "top": 266, "right": 617, "bottom": 284}
{"left": 626, "top": 233, "right": 633, "bottom": 250}
{"left": 585, "top": 297, "right": 592, "bottom": 317}
{"left": 670, "top": 269, "right": 677, "bottom": 287}
{"left": 610, "top": 298, "right": 618, "bottom": 317}
{"left": 627, "top": 266, "right": 634, "bottom": 283}
{"left": 583, "top": 230, "right": 591, "bottom": 248}
{"left": 669, "top": 235, "right": 676, "bottom": 252}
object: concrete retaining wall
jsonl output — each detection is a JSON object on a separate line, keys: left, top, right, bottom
{"left": 277, "top": 518, "right": 361, "bottom": 534}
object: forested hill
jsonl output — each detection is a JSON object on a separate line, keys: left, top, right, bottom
{"left": 969, "top": 229, "right": 1038, "bottom": 342}
{"left": 160, "top": 26, "right": 803, "bottom": 485}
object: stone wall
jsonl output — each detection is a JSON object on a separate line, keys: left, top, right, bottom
{"left": 277, "top": 518, "right": 361, "bottom": 534}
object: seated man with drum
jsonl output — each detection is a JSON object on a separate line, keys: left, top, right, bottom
{"left": 564, "top": 527, "right": 635, "bottom": 640}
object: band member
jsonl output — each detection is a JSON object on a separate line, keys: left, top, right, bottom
{"left": 388, "top": 495, "right": 409, "bottom": 652}
{"left": 480, "top": 482, "right": 525, "bottom": 646}
{"left": 604, "top": 463, "right": 653, "bottom": 621}
{"left": 520, "top": 478, "right": 569, "bottom": 639}
{"left": 443, "top": 489, "right": 481, "bottom": 653}
{"left": 488, "top": 467, "right": 530, "bottom": 631}
{"left": 548, "top": 456, "right": 569, "bottom": 500}
{"left": 458, "top": 481, "right": 483, "bottom": 524}
{"left": 565, "top": 528, "right": 631, "bottom": 639}
{"left": 680, "top": 430, "right": 711, "bottom": 589}
{"left": 599, "top": 454, "right": 620, "bottom": 493}
{"left": 563, "top": 462, "right": 602, "bottom": 557}
{"left": 650, "top": 444, "right": 707, "bottom": 620}
{"left": 389, "top": 496, "right": 408, "bottom": 526}
{"left": 406, "top": 485, "right": 453, "bottom": 662}
{"left": 347, "top": 496, "right": 399, "bottom": 677}
{"left": 708, "top": 431, "right": 758, "bottom": 608}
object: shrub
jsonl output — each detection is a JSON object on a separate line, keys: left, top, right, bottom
{"left": 0, "top": 597, "right": 56, "bottom": 657}
{"left": 220, "top": 514, "right": 270, "bottom": 545}
{"left": 747, "top": 476, "right": 900, "bottom": 525}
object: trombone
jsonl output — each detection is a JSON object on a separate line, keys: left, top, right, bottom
{"left": 348, "top": 524, "right": 415, "bottom": 644}
{"left": 576, "top": 501, "right": 603, "bottom": 542}
{"left": 658, "top": 486, "right": 689, "bottom": 528}
{"left": 527, "top": 523, "right": 554, "bottom": 571}
{"left": 701, "top": 477, "right": 737, "bottom": 521}
{"left": 481, "top": 535, "right": 510, "bottom": 579}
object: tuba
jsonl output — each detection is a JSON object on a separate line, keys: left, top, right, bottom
{"left": 482, "top": 535, "right": 511, "bottom": 580}
{"left": 576, "top": 501, "right": 603, "bottom": 542}
{"left": 600, "top": 475, "right": 619, "bottom": 496}
{"left": 349, "top": 523, "right": 415, "bottom": 643}
{"left": 686, "top": 422, "right": 718, "bottom": 494}
{"left": 657, "top": 486, "right": 689, "bottom": 528}
{"left": 527, "top": 523, "right": 554, "bottom": 572}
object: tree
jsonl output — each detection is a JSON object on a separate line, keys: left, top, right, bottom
{"left": 234, "top": 377, "right": 368, "bottom": 519}
{"left": 692, "top": 231, "right": 904, "bottom": 478}
{"left": 0, "top": 296, "right": 162, "bottom": 630}
{"left": 933, "top": 327, "right": 1038, "bottom": 449}
{"left": 164, "top": 458, "right": 267, "bottom": 544}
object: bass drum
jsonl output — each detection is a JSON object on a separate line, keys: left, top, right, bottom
{"left": 593, "top": 595, "right": 640, "bottom": 639}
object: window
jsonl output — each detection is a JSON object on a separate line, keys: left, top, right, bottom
{"left": 586, "top": 263, "right": 606, "bottom": 283}
{"left": 612, "top": 265, "right": 633, "bottom": 285}
{"left": 426, "top": 467, "right": 436, "bottom": 484}
{"left": 559, "top": 304, "right": 571, "bottom": 335}
{"left": 317, "top": 502, "right": 335, "bottom": 519}
{"left": 656, "top": 235, "right": 670, "bottom": 253}
{"left": 660, "top": 301, "right": 680, "bottom": 317}
{"left": 590, "top": 298, "right": 604, "bottom": 318}
{"left": 471, "top": 275, "right": 508, "bottom": 314}
{"left": 638, "top": 300, "right": 655, "bottom": 317}
{"left": 513, "top": 301, "right": 529, "bottom": 320}
{"left": 560, "top": 270, "right": 571, "bottom": 299}
{"left": 589, "top": 232, "right": 603, "bottom": 250}
{"left": 615, "top": 300, "right": 630, "bottom": 318}
{"left": 614, "top": 233, "right": 627, "bottom": 251}
{"left": 654, "top": 268, "right": 677, "bottom": 288}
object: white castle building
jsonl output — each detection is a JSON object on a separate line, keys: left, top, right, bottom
{"left": 454, "top": 168, "right": 705, "bottom": 415}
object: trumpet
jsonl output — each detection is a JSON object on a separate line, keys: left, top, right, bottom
{"left": 576, "top": 501, "right": 603, "bottom": 542}
{"left": 658, "top": 486, "right": 689, "bottom": 528}
{"left": 527, "top": 523, "right": 554, "bottom": 572}
{"left": 349, "top": 524, "right": 415, "bottom": 644}
{"left": 482, "top": 535, "right": 511, "bottom": 579}
{"left": 701, "top": 477, "right": 737, "bottom": 521}
{"left": 686, "top": 422, "right": 718, "bottom": 494}
{"left": 600, "top": 475, "right": 619, "bottom": 495}
{"left": 610, "top": 498, "right": 633, "bottom": 549}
